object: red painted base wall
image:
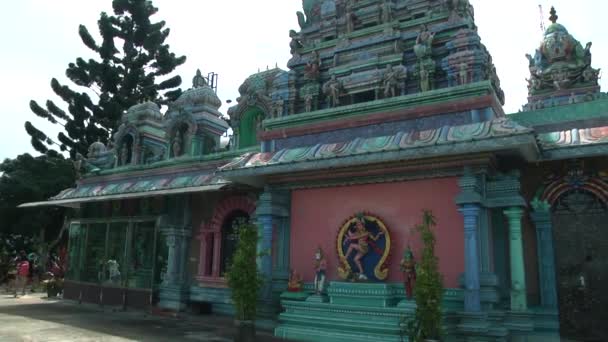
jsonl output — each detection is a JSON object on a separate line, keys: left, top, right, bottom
{"left": 290, "top": 178, "right": 464, "bottom": 288}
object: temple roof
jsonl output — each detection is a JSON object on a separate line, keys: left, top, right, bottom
{"left": 19, "top": 170, "right": 229, "bottom": 208}
{"left": 219, "top": 118, "right": 535, "bottom": 176}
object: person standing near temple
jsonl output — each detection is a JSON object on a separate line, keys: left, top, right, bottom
{"left": 13, "top": 251, "right": 30, "bottom": 297}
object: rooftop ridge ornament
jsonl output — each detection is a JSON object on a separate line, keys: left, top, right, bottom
{"left": 549, "top": 6, "right": 558, "bottom": 24}
{"left": 192, "top": 69, "right": 208, "bottom": 88}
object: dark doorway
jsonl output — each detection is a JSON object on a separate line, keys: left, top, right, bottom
{"left": 552, "top": 190, "right": 608, "bottom": 341}
{"left": 219, "top": 210, "right": 250, "bottom": 275}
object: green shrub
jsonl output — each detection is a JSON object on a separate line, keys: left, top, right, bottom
{"left": 226, "top": 222, "right": 264, "bottom": 321}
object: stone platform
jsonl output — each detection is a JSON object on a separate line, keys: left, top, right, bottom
{"left": 274, "top": 282, "right": 559, "bottom": 342}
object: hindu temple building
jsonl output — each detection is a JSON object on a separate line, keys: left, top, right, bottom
{"left": 22, "top": 1, "right": 608, "bottom": 341}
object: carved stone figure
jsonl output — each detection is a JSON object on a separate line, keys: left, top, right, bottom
{"left": 289, "top": 30, "right": 304, "bottom": 54}
{"left": 584, "top": 42, "right": 592, "bottom": 66}
{"left": 552, "top": 68, "right": 570, "bottom": 90}
{"left": 380, "top": 0, "right": 392, "bottom": 24}
{"left": 399, "top": 246, "right": 416, "bottom": 299}
{"left": 120, "top": 144, "right": 129, "bottom": 166}
{"left": 345, "top": 2, "right": 356, "bottom": 34}
{"left": 172, "top": 133, "right": 183, "bottom": 157}
{"left": 323, "top": 75, "right": 342, "bottom": 107}
{"left": 449, "top": 0, "right": 474, "bottom": 23}
{"left": 382, "top": 65, "right": 400, "bottom": 98}
{"left": 313, "top": 247, "right": 327, "bottom": 294}
{"left": 304, "top": 50, "right": 321, "bottom": 80}
{"left": 419, "top": 64, "right": 431, "bottom": 92}
{"left": 273, "top": 99, "right": 285, "bottom": 118}
{"left": 414, "top": 24, "right": 436, "bottom": 59}
{"left": 192, "top": 69, "right": 207, "bottom": 88}
{"left": 304, "top": 94, "right": 314, "bottom": 112}
{"left": 297, "top": 0, "right": 322, "bottom": 29}
{"left": 582, "top": 67, "right": 600, "bottom": 83}
{"left": 459, "top": 62, "right": 469, "bottom": 85}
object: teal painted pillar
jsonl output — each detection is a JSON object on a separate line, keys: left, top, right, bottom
{"left": 459, "top": 204, "right": 481, "bottom": 312}
{"left": 530, "top": 201, "right": 558, "bottom": 309}
{"left": 503, "top": 207, "right": 527, "bottom": 311}
{"left": 255, "top": 187, "right": 290, "bottom": 314}
{"left": 158, "top": 225, "right": 191, "bottom": 310}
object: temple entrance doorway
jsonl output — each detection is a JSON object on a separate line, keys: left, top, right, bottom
{"left": 552, "top": 189, "right": 608, "bottom": 341}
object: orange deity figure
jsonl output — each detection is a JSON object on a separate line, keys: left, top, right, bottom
{"left": 287, "top": 269, "right": 303, "bottom": 292}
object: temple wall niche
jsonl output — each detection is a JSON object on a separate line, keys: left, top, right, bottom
{"left": 290, "top": 177, "right": 464, "bottom": 287}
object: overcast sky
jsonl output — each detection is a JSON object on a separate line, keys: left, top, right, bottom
{"left": 0, "top": 0, "right": 605, "bottom": 160}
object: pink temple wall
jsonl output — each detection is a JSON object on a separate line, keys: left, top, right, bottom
{"left": 290, "top": 177, "right": 464, "bottom": 288}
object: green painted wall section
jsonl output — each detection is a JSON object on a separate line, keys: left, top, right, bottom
{"left": 239, "top": 107, "right": 264, "bottom": 149}
{"left": 508, "top": 97, "right": 608, "bottom": 128}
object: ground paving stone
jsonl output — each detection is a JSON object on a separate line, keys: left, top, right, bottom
{"left": 0, "top": 293, "right": 286, "bottom": 342}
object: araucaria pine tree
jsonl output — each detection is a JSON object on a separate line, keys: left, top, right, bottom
{"left": 409, "top": 209, "right": 444, "bottom": 342}
{"left": 25, "top": 0, "right": 186, "bottom": 157}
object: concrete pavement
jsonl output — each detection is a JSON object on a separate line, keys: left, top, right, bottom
{"left": 0, "top": 293, "right": 283, "bottom": 342}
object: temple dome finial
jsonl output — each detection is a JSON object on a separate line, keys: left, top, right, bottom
{"left": 549, "top": 6, "right": 558, "bottom": 24}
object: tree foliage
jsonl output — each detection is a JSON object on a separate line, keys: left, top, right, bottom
{"left": 26, "top": 0, "right": 186, "bottom": 157}
{"left": 226, "top": 222, "right": 263, "bottom": 321}
{"left": 0, "top": 152, "right": 75, "bottom": 240}
{"left": 408, "top": 210, "right": 444, "bottom": 342}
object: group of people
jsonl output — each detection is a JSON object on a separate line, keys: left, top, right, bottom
{"left": 4, "top": 250, "right": 64, "bottom": 297}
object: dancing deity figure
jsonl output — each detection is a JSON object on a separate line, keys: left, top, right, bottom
{"left": 313, "top": 247, "right": 327, "bottom": 294}
{"left": 343, "top": 215, "right": 384, "bottom": 280}
{"left": 399, "top": 246, "right": 417, "bottom": 299}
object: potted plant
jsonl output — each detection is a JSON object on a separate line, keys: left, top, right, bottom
{"left": 406, "top": 210, "right": 444, "bottom": 342}
{"left": 226, "top": 221, "right": 263, "bottom": 342}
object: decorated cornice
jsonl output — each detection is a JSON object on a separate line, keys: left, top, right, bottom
{"left": 538, "top": 126, "right": 608, "bottom": 150}
{"left": 220, "top": 118, "right": 535, "bottom": 177}
{"left": 52, "top": 171, "right": 228, "bottom": 202}
{"left": 263, "top": 81, "right": 502, "bottom": 133}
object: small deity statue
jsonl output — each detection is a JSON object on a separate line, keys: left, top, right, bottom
{"left": 107, "top": 259, "right": 121, "bottom": 284}
{"left": 304, "top": 50, "right": 321, "bottom": 80}
{"left": 414, "top": 24, "right": 436, "bottom": 59}
{"left": 526, "top": 76, "right": 541, "bottom": 92}
{"left": 568, "top": 92, "right": 578, "bottom": 105}
{"left": 273, "top": 99, "right": 284, "bottom": 118}
{"left": 304, "top": 94, "right": 314, "bottom": 112}
{"left": 343, "top": 215, "right": 384, "bottom": 281}
{"left": 380, "top": 0, "right": 392, "bottom": 24}
{"left": 459, "top": 62, "right": 469, "bottom": 85}
{"left": 120, "top": 144, "right": 129, "bottom": 166}
{"left": 552, "top": 68, "right": 570, "bottom": 90}
{"left": 382, "top": 64, "right": 400, "bottom": 98}
{"left": 289, "top": 29, "right": 304, "bottom": 54}
{"left": 419, "top": 64, "right": 431, "bottom": 92}
{"left": 287, "top": 269, "right": 303, "bottom": 292}
{"left": 172, "top": 133, "right": 182, "bottom": 157}
{"left": 313, "top": 247, "right": 327, "bottom": 294}
{"left": 582, "top": 67, "right": 600, "bottom": 83}
{"left": 399, "top": 246, "right": 417, "bottom": 299}
{"left": 192, "top": 69, "right": 207, "bottom": 88}
{"left": 584, "top": 42, "right": 592, "bottom": 67}
{"left": 323, "top": 75, "right": 343, "bottom": 107}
